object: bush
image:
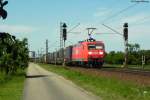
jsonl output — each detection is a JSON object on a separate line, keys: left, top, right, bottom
{"left": 0, "top": 32, "right": 29, "bottom": 75}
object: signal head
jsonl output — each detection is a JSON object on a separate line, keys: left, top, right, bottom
{"left": 124, "top": 23, "right": 128, "bottom": 27}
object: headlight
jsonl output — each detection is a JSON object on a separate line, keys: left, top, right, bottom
{"left": 99, "top": 51, "right": 104, "bottom": 55}
{"left": 88, "top": 52, "right": 92, "bottom": 55}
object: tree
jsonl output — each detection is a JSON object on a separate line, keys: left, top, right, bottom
{"left": 0, "top": 32, "right": 29, "bottom": 75}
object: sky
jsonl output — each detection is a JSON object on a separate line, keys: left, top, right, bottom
{"left": 0, "top": 0, "right": 150, "bottom": 54}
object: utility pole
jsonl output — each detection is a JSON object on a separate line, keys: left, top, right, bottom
{"left": 38, "top": 50, "right": 39, "bottom": 63}
{"left": 142, "top": 55, "right": 145, "bottom": 69}
{"left": 40, "top": 48, "right": 43, "bottom": 63}
{"left": 123, "top": 23, "right": 128, "bottom": 68}
{"left": 55, "top": 48, "right": 57, "bottom": 65}
{"left": 60, "top": 22, "right": 63, "bottom": 49}
{"left": 32, "top": 51, "right": 36, "bottom": 62}
{"left": 62, "top": 23, "right": 67, "bottom": 66}
{"left": 46, "top": 39, "right": 48, "bottom": 63}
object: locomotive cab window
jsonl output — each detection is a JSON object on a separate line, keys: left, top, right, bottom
{"left": 96, "top": 45, "right": 103, "bottom": 50}
{"left": 88, "top": 45, "right": 96, "bottom": 50}
{"left": 88, "top": 44, "right": 103, "bottom": 50}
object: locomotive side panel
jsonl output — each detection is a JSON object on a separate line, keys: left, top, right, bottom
{"left": 65, "top": 46, "right": 73, "bottom": 64}
{"left": 72, "top": 44, "right": 84, "bottom": 62}
{"left": 57, "top": 48, "right": 64, "bottom": 64}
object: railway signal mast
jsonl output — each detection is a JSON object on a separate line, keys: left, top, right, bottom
{"left": 102, "top": 23, "right": 129, "bottom": 68}
{"left": 62, "top": 23, "right": 67, "bottom": 47}
{"left": 123, "top": 23, "right": 128, "bottom": 67}
{"left": 142, "top": 55, "right": 146, "bottom": 69}
{"left": 60, "top": 23, "right": 68, "bottom": 66}
{"left": 60, "top": 22, "right": 67, "bottom": 49}
{"left": 45, "top": 39, "right": 48, "bottom": 63}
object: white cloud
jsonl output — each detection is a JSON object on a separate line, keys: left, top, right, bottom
{"left": 121, "top": 13, "right": 150, "bottom": 24}
{"left": 0, "top": 24, "right": 37, "bottom": 34}
{"left": 130, "top": 25, "right": 150, "bottom": 35}
{"left": 93, "top": 8, "right": 111, "bottom": 17}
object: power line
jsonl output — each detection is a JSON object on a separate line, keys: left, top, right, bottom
{"left": 102, "top": 24, "right": 123, "bottom": 36}
{"left": 130, "top": 15, "right": 150, "bottom": 26}
{"left": 101, "top": 3, "right": 139, "bottom": 24}
{"left": 110, "top": 14, "right": 150, "bottom": 29}
{"left": 68, "top": 32, "right": 81, "bottom": 34}
{"left": 131, "top": 0, "right": 149, "bottom": 3}
{"left": 68, "top": 23, "right": 80, "bottom": 33}
{"left": 95, "top": 32, "right": 119, "bottom": 35}
{"left": 49, "top": 41, "right": 59, "bottom": 47}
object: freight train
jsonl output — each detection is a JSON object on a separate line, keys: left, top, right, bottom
{"left": 42, "top": 38, "right": 105, "bottom": 68}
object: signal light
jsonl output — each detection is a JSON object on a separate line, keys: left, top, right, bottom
{"left": 123, "top": 23, "right": 128, "bottom": 41}
{"left": 124, "top": 28, "right": 128, "bottom": 41}
{"left": 63, "top": 28, "right": 67, "bottom": 41}
{"left": 62, "top": 23, "right": 67, "bottom": 41}
{"left": 62, "top": 23, "right": 67, "bottom": 28}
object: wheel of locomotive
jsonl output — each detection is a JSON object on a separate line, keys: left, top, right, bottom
{"left": 98, "top": 62, "right": 103, "bottom": 68}
{"left": 82, "top": 62, "right": 86, "bottom": 67}
{"left": 87, "top": 61, "right": 93, "bottom": 68}
{"left": 92, "top": 62, "right": 97, "bottom": 68}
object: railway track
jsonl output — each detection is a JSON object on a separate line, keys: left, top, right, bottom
{"left": 69, "top": 65, "right": 150, "bottom": 77}
{"left": 69, "top": 65, "right": 150, "bottom": 86}
{"left": 100, "top": 67, "right": 150, "bottom": 76}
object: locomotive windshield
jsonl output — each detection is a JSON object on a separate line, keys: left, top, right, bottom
{"left": 88, "top": 45, "right": 95, "bottom": 50}
{"left": 88, "top": 44, "right": 103, "bottom": 50}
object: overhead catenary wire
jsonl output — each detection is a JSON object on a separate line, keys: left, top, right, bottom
{"left": 101, "top": 3, "right": 139, "bottom": 24}
{"left": 98, "top": 1, "right": 149, "bottom": 37}
{"left": 113, "top": 14, "right": 150, "bottom": 29}
{"left": 102, "top": 24, "right": 123, "bottom": 36}
{"left": 130, "top": 15, "right": 150, "bottom": 26}
{"left": 68, "top": 0, "right": 131, "bottom": 37}
{"left": 63, "top": 1, "right": 149, "bottom": 47}
{"left": 90, "top": 1, "right": 141, "bottom": 37}
{"left": 95, "top": 32, "right": 119, "bottom": 35}
{"left": 67, "top": 23, "right": 80, "bottom": 33}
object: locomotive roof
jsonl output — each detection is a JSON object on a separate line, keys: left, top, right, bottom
{"left": 78, "top": 40, "right": 103, "bottom": 44}
{"left": 81, "top": 41, "right": 103, "bottom": 44}
{"left": 74, "top": 40, "right": 104, "bottom": 47}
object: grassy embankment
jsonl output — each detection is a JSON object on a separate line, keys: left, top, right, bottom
{"left": 39, "top": 63, "right": 150, "bottom": 100}
{"left": 0, "top": 70, "right": 26, "bottom": 100}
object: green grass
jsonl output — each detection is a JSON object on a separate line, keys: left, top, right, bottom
{"left": 0, "top": 70, "right": 26, "bottom": 100}
{"left": 39, "top": 63, "right": 150, "bottom": 100}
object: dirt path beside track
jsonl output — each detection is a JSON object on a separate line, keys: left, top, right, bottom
{"left": 23, "top": 63, "right": 100, "bottom": 100}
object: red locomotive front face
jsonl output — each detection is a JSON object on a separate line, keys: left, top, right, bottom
{"left": 87, "top": 43, "right": 105, "bottom": 59}
{"left": 72, "top": 41, "right": 105, "bottom": 66}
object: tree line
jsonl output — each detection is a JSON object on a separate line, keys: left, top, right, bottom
{"left": 105, "top": 43, "right": 150, "bottom": 65}
{"left": 0, "top": 32, "right": 29, "bottom": 75}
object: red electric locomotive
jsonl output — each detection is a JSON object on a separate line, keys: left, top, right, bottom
{"left": 71, "top": 38, "right": 105, "bottom": 67}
